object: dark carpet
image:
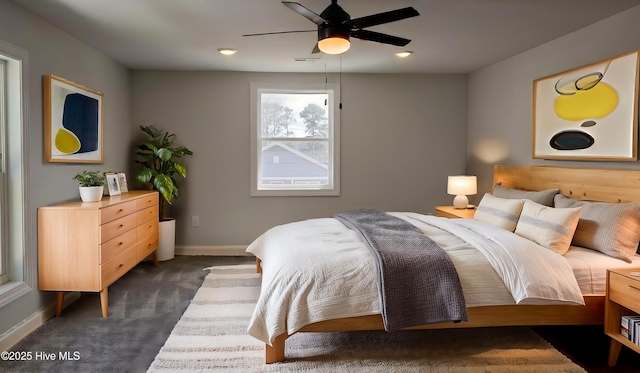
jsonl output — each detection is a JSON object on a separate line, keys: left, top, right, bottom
{"left": 0, "top": 255, "right": 253, "bottom": 373}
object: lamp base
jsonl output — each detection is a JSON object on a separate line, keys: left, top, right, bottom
{"left": 453, "top": 195, "right": 469, "bottom": 209}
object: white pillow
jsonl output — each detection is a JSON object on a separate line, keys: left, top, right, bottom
{"left": 514, "top": 200, "right": 581, "bottom": 255}
{"left": 473, "top": 193, "right": 525, "bottom": 232}
{"left": 554, "top": 194, "right": 640, "bottom": 262}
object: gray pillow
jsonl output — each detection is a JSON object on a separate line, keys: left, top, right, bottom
{"left": 554, "top": 194, "right": 640, "bottom": 262}
{"left": 492, "top": 184, "right": 559, "bottom": 207}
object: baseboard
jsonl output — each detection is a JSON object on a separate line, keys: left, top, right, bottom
{"left": 0, "top": 292, "right": 80, "bottom": 351}
{"left": 175, "top": 245, "right": 250, "bottom": 256}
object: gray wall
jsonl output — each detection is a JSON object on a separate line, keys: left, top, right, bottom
{"left": 0, "top": 1, "right": 131, "bottom": 336}
{"left": 467, "top": 5, "right": 640, "bottom": 195}
{"left": 131, "top": 71, "right": 469, "bottom": 246}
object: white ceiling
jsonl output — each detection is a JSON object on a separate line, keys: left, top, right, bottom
{"left": 12, "top": 0, "right": 640, "bottom": 74}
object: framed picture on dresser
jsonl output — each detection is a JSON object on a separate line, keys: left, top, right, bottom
{"left": 105, "top": 173, "right": 121, "bottom": 196}
{"left": 117, "top": 172, "right": 128, "bottom": 193}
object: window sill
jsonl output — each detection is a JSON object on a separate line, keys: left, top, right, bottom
{"left": 0, "top": 281, "right": 31, "bottom": 308}
{"left": 251, "top": 188, "right": 340, "bottom": 197}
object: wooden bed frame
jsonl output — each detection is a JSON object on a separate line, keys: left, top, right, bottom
{"left": 259, "top": 165, "right": 640, "bottom": 363}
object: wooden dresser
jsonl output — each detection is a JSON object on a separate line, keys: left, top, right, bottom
{"left": 38, "top": 190, "right": 159, "bottom": 317}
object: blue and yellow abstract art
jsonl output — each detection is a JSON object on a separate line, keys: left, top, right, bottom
{"left": 45, "top": 75, "right": 103, "bottom": 163}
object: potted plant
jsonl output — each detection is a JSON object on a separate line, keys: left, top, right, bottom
{"left": 134, "top": 125, "right": 193, "bottom": 261}
{"left": 73, "top": 171, "right": 106, "bottom": 202}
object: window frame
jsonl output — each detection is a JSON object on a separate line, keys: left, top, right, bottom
{"left": 0, "top": 39, "right": 31, "bottom": 307}
{"left": 0, "top": 59, "right": 7, "bottom": 286}
{"left": 250, "top": 82, "right": 340, "bottom": 197}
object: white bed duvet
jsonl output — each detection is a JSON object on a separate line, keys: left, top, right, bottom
{"left": 246, "top": 213, "right": 585, "bottom": 345}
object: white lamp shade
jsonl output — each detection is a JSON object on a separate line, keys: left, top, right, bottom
{"left": 448, "top": 176, "right": 477, "bottom": 208}
{"left": 447, "top": 176, "right": 477, "bottom": 196}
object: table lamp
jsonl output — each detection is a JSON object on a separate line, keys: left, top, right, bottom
{"left": 447, "top": 175, "right": 477, "bottom": 209}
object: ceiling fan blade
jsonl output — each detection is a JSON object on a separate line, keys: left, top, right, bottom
{"left": 282, "top": 1, "right": 327, "bottom": 25}
{"left": 351, "top": 29, "right": 411, "bottom": 47}
{"left": 349, "top": 7, "right": 419, "bottom": 29}
{"left": 243, "top": 29, "right": 315, "bottom": 37}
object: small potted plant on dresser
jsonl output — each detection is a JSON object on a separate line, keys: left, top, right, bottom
{"left": 73, "top": 171, "right": 106, "bottom": 202}
{"left": 134, "top": 125, "right": 193, "bottom": 261}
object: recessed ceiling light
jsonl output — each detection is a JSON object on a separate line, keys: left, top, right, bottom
{"left": 395, "top": 51, "right": 413, "bottom": 58}
{"left": 218, "top": 48, "right": 237, "bottom": 56}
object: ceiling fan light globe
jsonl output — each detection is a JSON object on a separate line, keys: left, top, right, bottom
{"left": 318, "top": 37, "right": 350, "bottom": 54}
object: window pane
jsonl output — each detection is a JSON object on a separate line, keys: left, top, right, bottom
{"left": 261, "top": 93, "right": 328, "bottom": 139}
{"left": 260, "top": 141, "right": 329, "bottom": 187}
{"left": 0, "top": 60, "right": 5, "bottom": 284}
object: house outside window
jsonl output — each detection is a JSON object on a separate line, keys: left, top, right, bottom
{"left": 250, "top": 83, "right": 340, "bottom": 196}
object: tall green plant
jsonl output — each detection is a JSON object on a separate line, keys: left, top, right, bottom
{"left": 134, "top": 125, "right": 193, "bottom": 220}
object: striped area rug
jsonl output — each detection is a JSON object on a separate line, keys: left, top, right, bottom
{"left": 147, "top": 264, "right": 586, "bottom": 372}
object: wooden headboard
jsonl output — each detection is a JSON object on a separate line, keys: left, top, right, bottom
{"left": 493, "top": 165, "right": 640, "bottom": 204}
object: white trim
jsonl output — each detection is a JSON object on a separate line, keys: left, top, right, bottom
{"left": 0, "top": 292, "right": 80, "bottom": 351}
{"left": 175, "top": 245, "right": 250, "bottom": 256}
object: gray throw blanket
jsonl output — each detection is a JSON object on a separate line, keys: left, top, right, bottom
{"left": 333, "top": 209, "right": 468, "bottom": 331}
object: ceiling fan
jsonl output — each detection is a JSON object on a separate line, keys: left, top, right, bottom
{"left": 243, "top": 0, "right": 420, "bottom": 55}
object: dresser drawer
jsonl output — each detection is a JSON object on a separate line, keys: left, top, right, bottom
{"left": 100, "top": 246, "right": 137, "bottom": 288}
{"left": 101, "top": 200, "right": 137, "bottom": 224}
{"left": 136, "top": 218, "right": 158, "bottom": 238}
{"left": 609, "top": 272, "right": 640, "bottom": 311}
{"left": 136, "top": 205, "right": 158, "bottom": 225}
{"left": 136, "top": 230, "right": 159, "bottom": 261}
{"left": 136, "top": 193, "right": 158, "bottom": 210}
{"left": 101, "top": 213, "right": 137, "bottom": 243}
{"left": 100, "top": 229, "right": 137, "bottom": 264}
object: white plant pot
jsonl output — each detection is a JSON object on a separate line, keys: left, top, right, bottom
{"left": 157, "top": 218, "right": 176, "bottom": 261}
{"left": 79, "top": 186, "right": 104, "bottom": 202}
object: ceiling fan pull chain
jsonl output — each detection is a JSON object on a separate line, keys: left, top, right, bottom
{"left": 339, "top": 54, "right": 343, "bottom": 110}
{"left": 324, "top": 53, "right": 328, "bottom": 106}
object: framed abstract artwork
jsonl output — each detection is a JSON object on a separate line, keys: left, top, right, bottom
{"left": 533, "top": 51, "right": 639, "bottom": 161}
{"left": 44, "top": 75, "right": 104, "bottom": 163}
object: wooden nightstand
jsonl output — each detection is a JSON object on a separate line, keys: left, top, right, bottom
{"left": 605, "top": 268, "right": 640, "bottom": 366}
{"left": 435, "top": 206, "right": 476, "bottom": 219}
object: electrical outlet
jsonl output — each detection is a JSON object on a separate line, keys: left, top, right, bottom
{"left": 191, "top": 216, "right": 199, "bottom": 227}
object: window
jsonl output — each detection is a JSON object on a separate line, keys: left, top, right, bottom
{"left": 0, "top": 59, "right": 6, "bottom": 286}
{"left": 0, "top": 39, "right": 30, "bottom": 306}
{"left": 250, "top": 83, "right": 340, "bottom": 196}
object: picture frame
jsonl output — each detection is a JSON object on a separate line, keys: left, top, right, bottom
{"left": 105, "top": 173, "right": 121, "bottom": 196}
{"left": 533, "top": 51, "right": 639, "bottom": 161}
{"left": 117, "top": 172, "right": 128, "bottom": 193}
{"left": 44, "top": 74, "right": 104, "bottom": 163}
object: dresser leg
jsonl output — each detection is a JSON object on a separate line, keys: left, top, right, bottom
{"left": 99, "top": 289, "right": 109, "bottom": 318}
{"left": 608, "top": 339, "right": 622, "bottom": 367}
{"left": 152, "top": 250, "right": 158, "bottom": 267}
{"left": 55, "top": 292, "right": 65, "bottom": 317}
